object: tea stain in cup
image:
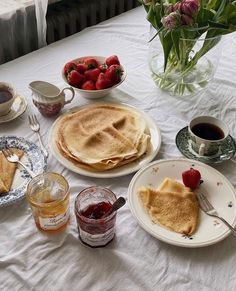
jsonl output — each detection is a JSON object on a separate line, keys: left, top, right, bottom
{"left": 191, "top": 123, "right": 225, "bottom": 141}
{"left": 0, "top": 89, "right": 13, "bottom": 104}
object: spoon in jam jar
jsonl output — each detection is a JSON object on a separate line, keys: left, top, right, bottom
{"left": 102, "top": 197, "right": 126, "bottom": 218}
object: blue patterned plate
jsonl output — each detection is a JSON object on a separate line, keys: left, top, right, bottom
{"left": 0, "top": 136, "right": 47, "bottom": 207}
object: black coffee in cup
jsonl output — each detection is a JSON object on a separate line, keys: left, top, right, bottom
{"left": 191, "top": 123, "right": 225, "bottom": 140}
{"left": 0, "top": 89, "right": 13, "bottom": 104}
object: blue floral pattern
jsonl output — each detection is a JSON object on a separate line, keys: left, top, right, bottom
{"left": 0, "top": 136, "right": 47, "bottom": 207}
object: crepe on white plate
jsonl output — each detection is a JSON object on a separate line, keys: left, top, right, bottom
{"left": 138, "top": 178, "right": 199, "bottom": 236}
{"left": 49, "top": 103, "right": 161, "bottom": 178}
{"left": 128, "top": 159, "right": 236, "bottom": 248}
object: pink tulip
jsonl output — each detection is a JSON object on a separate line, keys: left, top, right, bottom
{"left": 164, "top": 4, "right": 174, "bottom": 14}
{"left": 181, "top": 14, "right": 193, "bottom": 25}
{"left": 180, "top": 0, "right": 199, "bottom": 15}
{"left": 173, "top": 1, "right": 182, "bottom": 11}
{"left": 161, "top": 12, "right": 179, "bottom": 30}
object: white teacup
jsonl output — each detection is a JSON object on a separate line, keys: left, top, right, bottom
{"left": 188, "top": 116, "right": 229, "bottom": 156}
{"left": 0, "top": 82, "right": 16, "bottom": 116}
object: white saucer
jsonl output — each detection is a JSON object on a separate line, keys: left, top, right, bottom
{"left": 0, "top": 95, "right": 27, "bottom": 124}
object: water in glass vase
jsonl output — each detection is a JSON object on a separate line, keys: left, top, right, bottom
{"left": 149, "top": 29, "right": 222, "bottom": 97}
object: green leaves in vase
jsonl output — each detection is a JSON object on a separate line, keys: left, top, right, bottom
{"left": 141, "top": 0, "right": 236, "bottom": 96}
{"left": 142, "top": 0, "right": 236, "bottom": 67}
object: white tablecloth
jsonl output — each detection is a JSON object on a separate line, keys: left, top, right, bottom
{"left": 0, "top": 7, "right": 236, "bottom": 291}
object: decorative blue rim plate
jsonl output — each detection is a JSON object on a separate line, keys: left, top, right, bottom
{"left": 0, "top": 136, "right": 47, "bottom": 207}
{"left": 175, "top": 126, "right": 236, "bottom": 164}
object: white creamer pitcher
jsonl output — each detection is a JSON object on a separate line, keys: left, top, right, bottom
{"left": 29, "top": 81, "right": 75, "bottom": 117}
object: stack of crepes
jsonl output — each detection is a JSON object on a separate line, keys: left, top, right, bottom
{"left": 0, "top": 148, "right": 23, "bottom": 194}
{"left": 54, "top": 104, "right": 150, "bottom": 171}
{"left": 138, "top": 178, "right": 199, "bottom": 235}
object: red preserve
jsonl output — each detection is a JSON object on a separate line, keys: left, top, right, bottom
{"left": 74, "top": 186, "right": 117, "bottom": 247}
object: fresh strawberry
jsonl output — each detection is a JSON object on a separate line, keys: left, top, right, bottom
{"left": 67, "top": 70, "right": 85, "bottom": 87}
{"left": 96, "top": 73, "right": 112, "bottom": 90}
{"left": 81, "top": 80, "right": 96, "bottom": 90}
{"left": 84, "top": 68, "right": 100, "bottom": 82}
{"left": 105, "top": 55, "right": 120, "bottom": 66}
{"left": 83, "top": 58, "right": 99, "bottom": 69}
{"left": 182, "top": 168, "right": 201, "bottom": 190}
{"left": 64, "top": 62, "right": 77, "bottom": 75}
{"left": 99, "top": 63, "right": 108, "bottom": 73}
{"left": 105, "top": 64, "right": 123, "bottom": 84}
{"left": 77, "top": 63, "right": 87, "bottom": 73}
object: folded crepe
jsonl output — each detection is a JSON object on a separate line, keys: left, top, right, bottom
{"left": 0, "top": 148, "right": 24, "bottom": 194}
{"left": 55, "top": 104, "right": 150, "bottom": 171}
{"left": 138, "top": 178, "right": 199, "bottom": 235}
{"left": 158, "top": 177, "right": 192, "bottom": 193}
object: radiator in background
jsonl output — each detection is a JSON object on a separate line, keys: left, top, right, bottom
{"left": 0, "top": 0, "right": 140, "bottom": 64}
{"left": 46, "top": 0, "right": 141, "bottom": 44}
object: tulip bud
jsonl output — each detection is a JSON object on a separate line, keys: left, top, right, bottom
{"left": 143, "top": 0, "right": 152, "bottom": 5}
{"left": 181, "top": 14, "right": 193, "bottom": 25}
{"left": 164, "top": 4, "right": 174, "bottom": 14}
{"left": 180, "top": 0, "right": 199, "bottom": 16}
{"left": 173, "top": 1, "right": 182, "bottom": 11}
{"left": 161, "top": 12, "right": 179, "bottom": 30}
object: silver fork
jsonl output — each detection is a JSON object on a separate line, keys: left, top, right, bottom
{"left": 2, "top": 148, "right": 36, "bottom": 178}
{"left": 197, "top": 193, "right": 236, "bottom": 236}
{"left": 28, "top": 114, "right": 49, "bottom": 158}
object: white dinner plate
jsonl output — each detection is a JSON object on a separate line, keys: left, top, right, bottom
{"left": 48, "top": 102, "right": 161, "bottom": 178}
{"left": 128, "top": 158, "right": 236, "bottom": 248}
{"left": 0, "top": 136, "right": 47, "bottom": 207}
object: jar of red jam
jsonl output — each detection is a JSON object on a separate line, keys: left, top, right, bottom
{"left": 74, "top": 186, "right": 117, "bottom": 247}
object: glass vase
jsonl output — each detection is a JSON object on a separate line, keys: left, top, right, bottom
{"left": 148, "top": 27, "right": 222, "bottom": 97}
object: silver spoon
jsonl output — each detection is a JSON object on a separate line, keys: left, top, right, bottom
{"left": 102, "top": 197, "right": 126, "bottom": 218}
{"left": 111, "top": 197, "right": 126, "bottom": 212}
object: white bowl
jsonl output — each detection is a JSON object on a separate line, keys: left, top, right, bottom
{"left": 61, "top": 56, "right": 126, "bottom": 99}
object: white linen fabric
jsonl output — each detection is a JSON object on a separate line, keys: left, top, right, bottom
{"left": 34, "top": 0, "right": 48, "bottom": 48}
{"left": 0, "top": 0, "right": 48, "bottom": 63}
{"left": 0, "top": 7, "right": 236, "bottom": 291}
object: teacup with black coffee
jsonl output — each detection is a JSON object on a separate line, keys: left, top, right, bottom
{"left": 0, "top": 82, "right": 16, "bottom": 116}
{"left": 188, "top": 116, "right": 229, "bottom": 156}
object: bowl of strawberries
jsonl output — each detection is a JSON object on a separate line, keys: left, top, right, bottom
{"left": 62, "top": 55, "right": 126, "bottom": 99}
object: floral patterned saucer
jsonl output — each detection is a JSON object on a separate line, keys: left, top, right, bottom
{"left": 175, "top": 126, "right": 236, "bottom": 164}
{"left": 0, "top": 136, "right": 47, "bottom": 207}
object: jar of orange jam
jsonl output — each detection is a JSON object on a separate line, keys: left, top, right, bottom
{"left": 26, "top": 172, "right": 70, "bottom": 232}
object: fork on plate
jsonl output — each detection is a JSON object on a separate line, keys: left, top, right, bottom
{"left": 28, "top": 114, "right": 49, "bottom": 158}
{"left": 2, "top": 148, "right": 36, "bottom": 178}
{"left": 197, "top": 193, "right": 236, "bottom": 236}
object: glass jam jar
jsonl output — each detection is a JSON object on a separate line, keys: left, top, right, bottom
{"left": 26, "top": 172, "right": 70, "bottom": 233}
{"left": 74, "top": 186, "right": 117, "bottom": 247}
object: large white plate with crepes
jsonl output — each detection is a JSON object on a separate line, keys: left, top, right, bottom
{"left": 49, "top": 102, "right": 161, "bottom": 178}
{"left": 128, "top": 158, "right": 236, "bottom": 248}
{"left": 0, "top": 136, "right": 47, "bottom": 207}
